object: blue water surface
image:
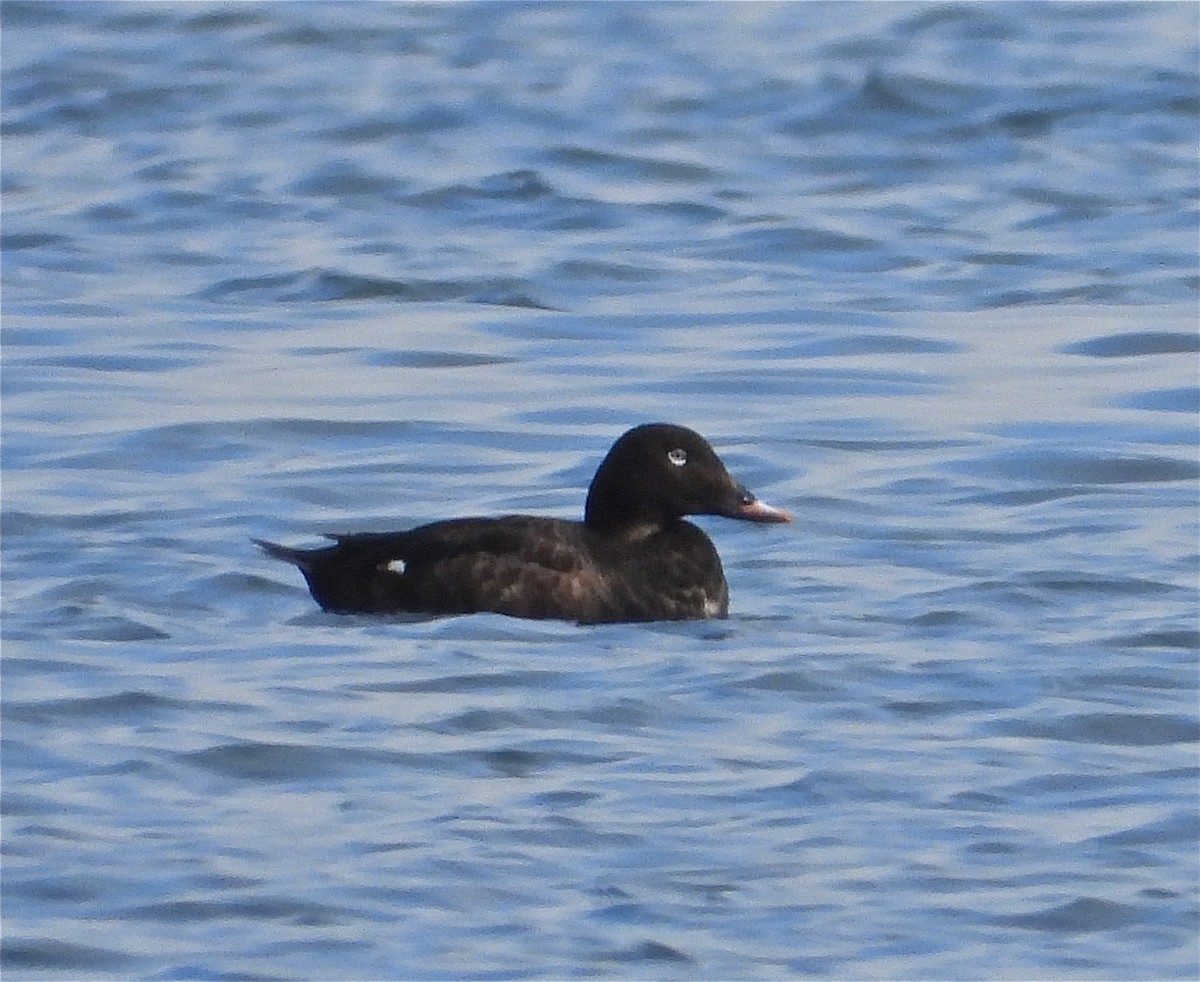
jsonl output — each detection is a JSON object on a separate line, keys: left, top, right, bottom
{"left": 2, "top": 2, "right": 1198, "bottom": 980}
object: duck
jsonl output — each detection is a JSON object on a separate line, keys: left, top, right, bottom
{"left": 254, "top": 423, "right": 790, "bottom": 623}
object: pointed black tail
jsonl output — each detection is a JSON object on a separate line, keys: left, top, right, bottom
{"left": 252, "top": 536, "right": 409, "bottom": 614}
{"left": 252, "top": 538, "right": 315, "bottom": 570}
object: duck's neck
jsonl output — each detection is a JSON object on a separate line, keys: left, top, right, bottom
{"left": 585, "top": 481, "right": 675, "bottom": 540}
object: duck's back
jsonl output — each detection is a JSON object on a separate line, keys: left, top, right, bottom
{"left": 261, "top": 514, "right": 728, "bottom": 623}
{"left": 405, "top": 516, "right": 606, "bottom": 620}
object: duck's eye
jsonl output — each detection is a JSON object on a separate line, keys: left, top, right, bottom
{"left": 667, "top": 448, "right": 688, "bottom": 467}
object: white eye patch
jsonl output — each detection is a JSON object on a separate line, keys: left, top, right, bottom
{"left": 667, "top": 448, "right": 688, "bottom": 467}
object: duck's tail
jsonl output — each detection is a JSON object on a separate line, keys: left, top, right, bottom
{"left": 252, "top": 537, "right": 315, "bottom": 569}
{"left": 253, "top": 536, "right": 410, "bottom": 613}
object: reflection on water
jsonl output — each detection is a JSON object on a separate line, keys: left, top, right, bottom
{"left": 2, "top": 2, "right": 1197, "bottom": 980}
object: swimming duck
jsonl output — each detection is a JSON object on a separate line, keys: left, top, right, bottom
{"left": 255, "top": 423, "right": 790, "bottom": 623}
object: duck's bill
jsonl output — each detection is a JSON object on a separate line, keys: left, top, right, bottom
{"left": 735, "top": 495, "right": 792, "bottom": 523}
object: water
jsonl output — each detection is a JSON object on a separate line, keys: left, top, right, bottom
{"left": 2, "top": 2, "right": 1198, "bottom": 979}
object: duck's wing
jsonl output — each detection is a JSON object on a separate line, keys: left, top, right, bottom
{"left": 256, "top": 516, "right": 600, "bottom": 618}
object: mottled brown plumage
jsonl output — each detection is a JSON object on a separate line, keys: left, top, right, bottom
{"left": 255, "top": 423, "right": 790, "bottom": 623}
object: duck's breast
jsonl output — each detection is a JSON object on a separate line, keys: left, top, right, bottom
{"left": 580, "top": 521, "right": 729, "bottom": 623}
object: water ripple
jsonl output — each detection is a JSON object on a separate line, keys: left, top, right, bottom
{"left": 3, "top": 2, "right": 1197, "bottom": 979}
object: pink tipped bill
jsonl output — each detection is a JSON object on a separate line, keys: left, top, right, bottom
{"left": 737, "top": 497, "right": 792, "bottom": 523}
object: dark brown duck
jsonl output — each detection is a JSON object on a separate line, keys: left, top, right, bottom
{"left": 255, "top": 423, "right": 790, "bottom": 623}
